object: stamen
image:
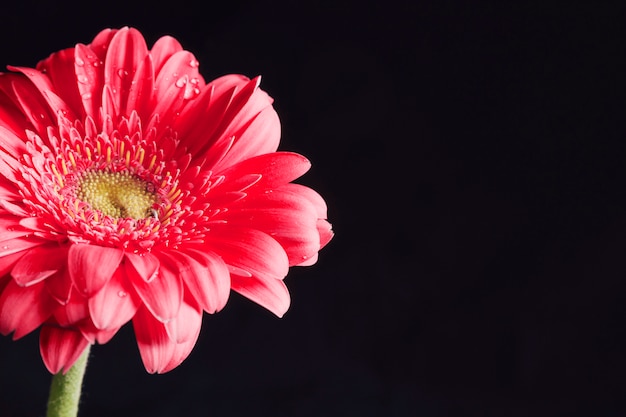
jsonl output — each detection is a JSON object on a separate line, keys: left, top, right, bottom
{"left": 77, "top": 170, "right": 157, "bottom": 219}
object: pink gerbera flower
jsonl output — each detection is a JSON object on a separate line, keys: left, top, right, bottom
{"left": 0, "top": 27, "right": 332, "bottom": 374}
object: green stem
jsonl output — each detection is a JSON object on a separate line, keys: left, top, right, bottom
{"left": 46, "top": 345, "right": 91, "bottom": 417}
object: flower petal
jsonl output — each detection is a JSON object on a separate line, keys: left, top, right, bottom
{"left": 130, "top": 256, "right": 182, "bottom": 323}
{"left": 132, "top": 306, "right": 175, "bottom": 374}
{"left": 0, "top": 279, "right": 55, "bottom": 339}
{"left": 125, "top": 252, "right": 159, "bottom": 281}
{"left": 164, "top": 297, "right": 202, "bottom": 344}
{"left": 214, "top": 152, "right": 311, "bottom": 192}
{"left": 165, "top": 249, "right": 230, "bottom": 314}
{"left": 68, "top": 244, "right": 124, "bottom": 296}
{"left": 11, "top": 245, "right": 68, "bottom": 287}
{"left": 231, "top": 273, "right": 291, "bottom": 317}
{"left": 45, "top": 268, "right": 73, "bottom": 305}
{"left": 39, "top": 326, "right": 90, "bottom": 374}
{"left": 103, "top": 27, "right": 149, "bottom": 118}
{"left": 204, "top": 226, "right": 289, "bottom": 281}
{"left": 88, "top": 268, "right": 140, "bottom": 330}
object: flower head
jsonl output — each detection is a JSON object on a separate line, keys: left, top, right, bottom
{"left": 0, "top": 27, "right": 332, "bottom": 374}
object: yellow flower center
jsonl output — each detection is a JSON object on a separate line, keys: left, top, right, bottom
{"left": 77, "top": 170, "right": 157, "bottom": 219}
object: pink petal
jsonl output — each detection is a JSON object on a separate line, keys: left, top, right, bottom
{"left": 103, "top": 27, "right": 149, "bottom": 117}
{"left": 164, "top": 298, "right": 202, "bottom": 344}
{"left": 0, "top": 251, "right": 25, "bottom": 277}
{"left": 165, "top": 249, "right": 230, "bottom": 314}
{"left": 125, "top": 252, "right": 159, "bottom": 281}
{"left": 0, "top": 236, "right": 46, "bottom": 257}
{"left": 132, "top": 306, "right": 175, "bottom": 374}
{"left": 150, "top": 35, "right": 183, "bottom": 75}
{"left": 160, "top": 328, "right": 201, "bottom": 373}
{"left": 212, "top": 105, "right": 281, "bottom": 172}
{"left": 223, "top": 188, "right": 321, "bottom": 265}
{"left": 214, "top": 152, "right": 311, "bottom": 191}
{"left": 124, "top": 54, "right": 155, "bottom": 121}
{"left": 130, "top": 256, "right": 182, "bottom": 323}
{"left": 39, "top": 326, "right": 90, "bottom": 374}
{"left": 74, "top": 44, "right": 105, "bottom": 119}
{"left": 45, "top": 268, "right": 73, "bottom": 305}
{"left": 34, "top": 47, "right": 83, "bottom": 118}
{"left": 53, "top": 291, "right": 88, "bottom": 327}
{"left": 231, "top": 273, "right": 291, "bottom": 317}
{"left": 0, "top": 124, "right": 27, "bottom": 155}
{"left": 0, "top": 279, "right": 55, "bottom": 339}
{"left": 8, "top": 66, "right": 77, "bottom": 122}
{"left": 204, "top": 226, "right": 289, "bottom": 281}
{"left": 11, "top": 245, "right": 68, "bottom": 287}
{"left": 317, "top": 219, "right": 334, "bottom": 250}
{"left": 68, "top": 244, "right": 124, "bottom": 296}
{"left": 10, "top": 77, "right": 55, "bottom": 135}
{"left": 88, "top": 268, "right": 140, "bottom": 330}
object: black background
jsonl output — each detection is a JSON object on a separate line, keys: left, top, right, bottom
{"left": 2, "top": 1, "right": 626, "bottom": 416}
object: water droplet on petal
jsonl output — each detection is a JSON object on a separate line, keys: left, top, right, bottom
{"left": 77, "top": 75, "right": 89, "bottom": 84}
{"left": 189, "top": 59, "right": 199, "bottom": 68}
{"left": 82, "top": 92, "right": 92, "bottom": 100}
{"left": 2, "top": 246, "right": 9, "bottom": 250}
{"left": 75, "top": 57, "right": 85, "bottom": 66}
{"left": 175, "top": 78, "right": 187, "bottom": 88}
{"left": 117, "top": 291, "right": 127, "bottom": 298}
{"left": 117, "top": 68, "right": 128, "bottom": 78}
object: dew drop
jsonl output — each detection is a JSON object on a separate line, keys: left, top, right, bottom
{"left": 116, "top": 68, "right": 129, "bottom": 78}
{"left": 189, "top": 59, "right": 199, "bottom": 68}
{"left": 175, "top": 78, "right": 187, "bottom": 88}
{"left": 93, "top": 60, "right": 102, "bottom": 67}
{"left": 75, "top": 57, "right": 85, "bottom": 66}
{"left": 117, "top": 290, "right": 127, "bottom": 298}
{"left": 82, "top": 92, "right": 92, "bottom": 100}
{"left": 1, "top": 246, "right": 8, "bottom": 250}
{"left": 77, "top": 75, "right": 89, "bottom": 84}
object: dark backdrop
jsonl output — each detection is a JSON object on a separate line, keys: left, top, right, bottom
{"left": 2, "top": 2, "right": 626, "bottom": 416}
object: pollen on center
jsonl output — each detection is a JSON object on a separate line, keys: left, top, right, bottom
{"left": 77, "top": 170, "right": 157, "bottom": 219}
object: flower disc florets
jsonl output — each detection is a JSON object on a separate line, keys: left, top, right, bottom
{"left": 0, "top": 27, "right": 332, "bottom": 374}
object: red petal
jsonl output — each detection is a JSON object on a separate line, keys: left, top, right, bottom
{"left": 204, "top": 226, "right": 289, "bottom": 281}
{"left": 74, "top": 44, "right": 105, "bottom": 119}
{"left": 0, "top": 236, "right": 46, "bottom": 257}
{"left": 39, "top": 326, "right": 90, "bottom": 374}
{"left": 45, "top": 268, "right": 73, "bottom": 305}
{"left": 0, "top": 251, "right": 25, "bottom": 277}
{"left": 223, "top": 188, "right": 321, "bottom": 265}
{"left": 150, "top": 35, "right": 183, "bottom": 74}
{"left": 11, "top": 245, "right": 68, "bottom": 287}
{"left": 125, "top": 252, "right": 159, "bottom": 281}
{"left": 164, "top": 298, "right": 202, "bottom": 344}
{"left": 0, "top": 279, "right": 55, "bottom": 339}
{"left": 212, "top": 105, "right": 281, "bottom": 172}
{"left": 35, "top": 47, "right": 83, "bottom": 118}
{"left": 132, "top": 306, "right": 175, "bottom": 374}
{"left": 68, "top": 244, "right": 123, "bottom": 296}
{"left": 88, "top": 268, "right": 140, "bottom": 330}
{"left": 130, "top": 257, "right": 182, "bottom": 323}
{"left": 167, "top": 249, "right": 230, "bottom": 314}
{"left": 160, "top": 328, "right": 201, "bottom": 373}
{"left": 53, "top": 291, "right": 88, "bottom": 327}
{"left": 124, "top": 54, "right": 155, "bottom": 121}
{"left": 231, "top": 273, "right": 291, "bottom": 317}
{"left": 214, "top": 152, "right": 311, "bottom": 192}
{"left": 103, "top": 27, "right": 149, "bottom": 117}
